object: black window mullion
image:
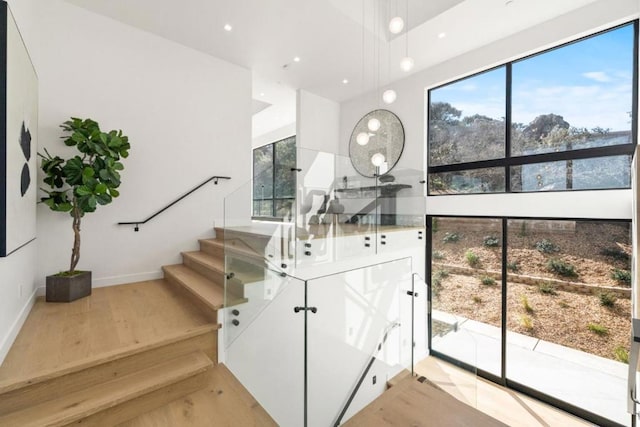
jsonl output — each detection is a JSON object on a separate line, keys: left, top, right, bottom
{"left": 428, "top": 143, "right": 636, "bottom": 174}
{"left": 505, "top": 63, "right": 512, "bottom": 193}
{"left": 272, "top": 140, "right": 278, "bottom": 217}
{"left": 633, "top": 20, "right": 639, "bottom": 156}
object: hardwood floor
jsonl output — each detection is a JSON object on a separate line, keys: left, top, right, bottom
{"left": 118, "top": 364, "right": 277, "bottom": 427}
{"left": 0, "top": 279, "right": 215, "bottom": 383}
{"left": 415, "top": 357, "right": 594, "bottom": 427}
{"left": 345, "top": 372, "right": 508, "bottom": 427}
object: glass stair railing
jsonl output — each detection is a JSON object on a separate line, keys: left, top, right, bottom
{"left": 221, "top": 147, "right": 426, "bottom": 426}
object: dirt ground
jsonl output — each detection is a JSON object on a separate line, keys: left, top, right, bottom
{"left": 431, "top": 219, "right": 631, "bottom": 361}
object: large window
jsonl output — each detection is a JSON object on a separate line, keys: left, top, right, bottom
{"left": 429, "top": 216, "right": 632, "bottom": 426}
{"left": 428, "top": 22, "right": 636, "bottom": 195}
{"left": 253, "top": 136, "right": 296, "bottom": 219}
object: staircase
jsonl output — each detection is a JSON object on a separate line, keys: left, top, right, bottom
{"left": 162, "top": 227, "right": 258, "bottom": 311}
{"left": 0, "top": 227, "right": 275, "bottom": 426}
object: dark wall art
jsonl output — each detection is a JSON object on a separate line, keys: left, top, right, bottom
{"left": 0, "top": 2, "right": 38, "bottom": 257}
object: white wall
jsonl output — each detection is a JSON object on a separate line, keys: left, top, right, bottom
{"left": 0, "top": 0, "right": 39, "bottom": 365}
{"left": 28, "top": 0, "right": 251, "bottom": 287}
{"left": 340, "top": 0, "right": 639, "bottom": 220}
{"left": 297, "top": 90, "right": 340, "bottom": 154}
{"left": 252, "top": 122, "right": 295, "bottom": 149}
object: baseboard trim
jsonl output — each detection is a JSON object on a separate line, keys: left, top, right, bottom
{"left": 91, "top": 271, "right": 164, "bottom": 288}
{"left": 0, "top": 287, "right": 37, "bottom": 365}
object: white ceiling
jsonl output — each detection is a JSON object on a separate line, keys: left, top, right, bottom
{"left": 64, "top": 0, "right": 599, "bottom": 137}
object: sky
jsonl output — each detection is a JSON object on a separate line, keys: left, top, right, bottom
{"left": 430, "top": 23, "right": 634, "bottom": 132}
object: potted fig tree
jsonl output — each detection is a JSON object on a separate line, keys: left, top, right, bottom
{"left": 39, "top": 117, "right": 130, "bottom": 302}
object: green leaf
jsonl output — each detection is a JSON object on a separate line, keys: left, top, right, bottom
{"left": 95, "top": 193, "right": 112, "bottom": 205}
{"left": 82, "top": 167, "right": 95, "bottom": 178}
{"left": 109, "top": 188, "right": 120, "bottom": 198}
{"left": 95, "top": 183, "right": 107, "bottom": 194}
{"left": 76, "top": 185, "right": 92, "bottom": 196}
{"left": 62, "top": 157, "right": 85, "bottom": 185}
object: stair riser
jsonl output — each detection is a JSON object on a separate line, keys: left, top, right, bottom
{"left": 228, "top": 278, "right": 246, "bottom": 299}
{"left": 183, "top": 256, "right": 225, "bottom": 284}
{"left": 199, "top": 240, "right": 224, "bottom": 258}
{"left": 214, "top": 227, "right": 225, "bottom": 242}
{"left": 0, "top": 331, "right": 217, "bottom": 415}
{"left": 62, "top": 368, "right": 210, "bottom": 427}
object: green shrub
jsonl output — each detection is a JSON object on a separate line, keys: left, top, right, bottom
{"left": 600, "top": 248, "right": 630, "bottom": 262}
{"left": 483, "top": 235, "right": 500, "bottom": 247}
{"left": 506, "top": 262, "right": 519, "bottom": 272}
{"left": 432, "top": 250, "right": 445, "bottom": 260}
{"left": 519, "top": 315, "right": 533, "bottom": 330}
{"left": 538, "top": 282, "right": 557, "bottom": 295}
{"left": 599, "top": 292, "right": 617, "bottom": 307}
{"left": 472, "top": 295, "right": 482, "bottom": 304}
{"left": 614, "top": 345, "right": 629, "bottom": 364}
{"left": 432, "top": 218, "right": 439, "bottom": 233}
{"left": 536, "top": 239, "right": 559, "bottom": 254}
{"left": 588, "top": 323, "right": 608, "bottom": 336}
{"left": 465, "top": 250, "right": 480, "bottom": 267}
{"left": 480, "top": 276, "right": 497, "bottom": 286}
{"left": 546, "top": 258, "right": 577, "bottom": 277}
{"left": 431, "top": 270, "right": 449, "bottom": 297}
{"left": 443, "top": 232, "right": 460, "bottom": 243}
{"left": 611, "top": 269, "right": 631, "bottom": 285}
{"left": 521, "top": 295, "right": 534, "bottom": 314}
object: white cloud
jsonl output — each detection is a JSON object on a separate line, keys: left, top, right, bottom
{"left": 582, "top": 71, "right": 611, "bottom": 83}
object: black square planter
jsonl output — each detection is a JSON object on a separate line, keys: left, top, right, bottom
{"left": 46, "top": 271, "right": 92, "bottom": 302}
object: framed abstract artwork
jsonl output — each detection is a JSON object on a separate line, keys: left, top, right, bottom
{"left": 0, "top": 2, "right": 38, "bottom": 257}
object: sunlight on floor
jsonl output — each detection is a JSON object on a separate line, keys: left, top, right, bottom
{"left": 415, "top": 357, "right": 596, "bottom": 427}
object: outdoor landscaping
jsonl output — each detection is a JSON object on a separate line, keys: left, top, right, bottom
{"left": 431, "top": 218, "right": 632, "bottom": 362}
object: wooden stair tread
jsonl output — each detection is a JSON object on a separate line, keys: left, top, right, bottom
{"left": 345, "top": 375, "right": 508, "bottom": 427}
{"left": 119, "top": 363, "right": 277, "bottom": 426}
{"left": 182, "top": 251, "right": 224, "bottom": 274}
{"left": 0, "top": 324, "right": 218, "bottom": 396}
{"left": 163, "top": 264, "right": 224, "bottom": 311}
{"left": 0, "top": 351, "right": 213, "bottom": 427}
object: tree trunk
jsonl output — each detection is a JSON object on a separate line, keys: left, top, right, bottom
{"left": 69, "top": 198, "right": 81, "bottom": 273}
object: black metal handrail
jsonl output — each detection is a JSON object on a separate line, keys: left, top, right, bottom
{"left": 118, "top": 175, "right": 231, "bottom": 231}
{"left": 333, "top": 321, "right": 401, "bottom": 426}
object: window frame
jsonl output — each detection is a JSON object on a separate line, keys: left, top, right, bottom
{"left": 426, "top": 20, "right": 639, "bottom": 196}
{"left": 252, "top": 135, "right": 296, "bottom": 221}
{"left": 426, "top": 214, "right": 632, "bottom": 427}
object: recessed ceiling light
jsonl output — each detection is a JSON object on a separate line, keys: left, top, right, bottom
{"left": 293, "top": 57, "right": 301, "bottom": 63}
{"left": 342, "top": 79, "right": 349, "bottom": 84}
{"left": 438, "top": 32, "right": 446, "bottom": 39}
{"left": 223, "top": 24, "right": 232, "bottom": 32}
{"left": 260, "top": 92, "right": 265, "bottom": 97}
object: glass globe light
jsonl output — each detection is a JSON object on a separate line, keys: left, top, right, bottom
{"left": 389, "top": 17, "right": 404, "bottom": 34}
{"left": 382, "top": 89, "right": 397, "bottom": 104}
{"left": 356, "top": 132, "right": 370, "bottom": 146}
{"left": 371, "top": 153, "right": 386, "bottom": 167}
{"left": 400, "top": 56, "right": 414, "bottom": 72}
{"left": 367, "top": 118, "right": 381, "bottom": 132}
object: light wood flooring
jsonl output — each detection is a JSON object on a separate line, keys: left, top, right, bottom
{"left": 0, "top": 279, "right": 215, "bottom": 383}
{"left": 118, "top": 364, "right": 277, "bottom": 427}
{"left": 415, "top": 357, "right": 594, "bottom": 427}
{"left": 345, "top": 372, "right": 508, "bottom": 427}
